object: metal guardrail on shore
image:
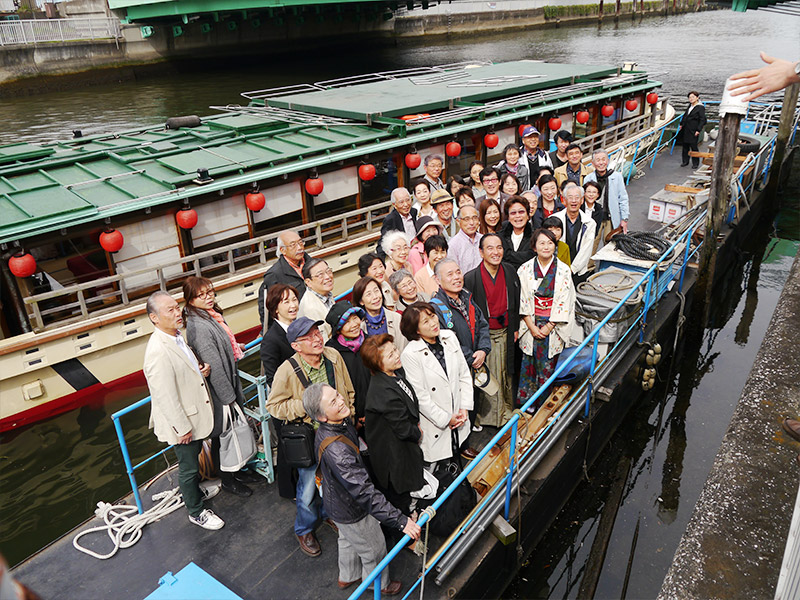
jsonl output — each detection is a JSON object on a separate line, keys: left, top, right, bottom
{"left": 0, "top": 18, "right": 121, "bottom": 46}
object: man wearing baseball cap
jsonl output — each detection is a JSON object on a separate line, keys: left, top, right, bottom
{"left": 519, "top": 125, "right": 553, "bottom": 190}
{"left": 267, "top": 316, "right": 356, "bottom": 558}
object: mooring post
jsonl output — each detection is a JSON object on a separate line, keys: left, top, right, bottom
{"left": 693, "top": 80, "right": 746, "bottom": 325}
{"left": 765, "top": 82, "right": 800, "bottom": 200}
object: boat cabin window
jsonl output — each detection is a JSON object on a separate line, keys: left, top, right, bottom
{"left": 444, "top": 135, "right": 479, "bottom": 182}
{"left": 602, "top": 101, "right": 621, "bottom": 129}
{"left": 114, "top": 215, "right": 184, "bottom": 290}
{"left": 310, "top": 166, "right": 359, "bottom": 221}
{"left": 486, "top": 127, "right": 516, "bottom": 166}
{"left": 251, "top": 180, "right": 304, "bottom": 236}
{"left": 360, "top": 153, "right": 399, "bottom": 207}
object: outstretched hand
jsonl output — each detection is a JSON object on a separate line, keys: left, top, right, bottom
{"left": 730, "top": 52, "right": 800, "bottom": 101}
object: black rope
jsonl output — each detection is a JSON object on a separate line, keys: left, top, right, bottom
{"left": 611, "top": 232, "right": 674, "bottom": 262}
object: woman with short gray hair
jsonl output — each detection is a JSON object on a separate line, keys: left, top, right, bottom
{"left": 387, "top": 269, "right": 428, "bottom": 313}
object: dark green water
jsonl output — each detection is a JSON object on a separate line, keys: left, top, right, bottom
{"left": 0, "top": 8, "right": 798, "bottom": 594}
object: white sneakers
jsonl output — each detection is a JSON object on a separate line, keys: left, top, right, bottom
{"left": 189, "top": 508, "right": 225, "bottom": 530}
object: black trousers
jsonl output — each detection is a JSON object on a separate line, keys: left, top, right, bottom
{"left": 682, "top": 139, "right": 699, "bottom": 167}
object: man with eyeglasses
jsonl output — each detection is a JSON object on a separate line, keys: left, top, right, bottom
{"left": 518, "top": 125, "right": 553, "bottom": 190}
{"left": 478, "top": 167, "right": 509, "bottom": 214}
{"left": 464, "top": 234, "right": 521, "bottom": 428}
{"left": 298, "top": 258, "right": 336, "bottom": 342}
{"left": 447, "top": 205, "right": 483, "bottom": 274}
{"left": 267, "top": 317, "right": 356, "bottom": 557}
{"left": 257, "top": 230, "right": 311, "bottom": 329}
{"left": 380, "top": 187, "right": 418, "bottom": 247}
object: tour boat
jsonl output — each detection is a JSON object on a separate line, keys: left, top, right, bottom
{"left": 0, "top": 60, "right": 672, "bottom": 431}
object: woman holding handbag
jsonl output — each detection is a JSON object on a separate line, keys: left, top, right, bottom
{"left": 183, "top": 276, "right": 260, "bottom": 497}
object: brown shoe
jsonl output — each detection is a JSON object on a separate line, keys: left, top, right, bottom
{"left": 338, "top": 577, "right": 361, "bottom": 589}
{"left": 296, "top": 532, "right": 320, "bottom": 557}
{"left": 783, "top": 419, "right": 800, "bottom": 443}
{"left": 460, "top": 447, "right": 479, "bottom": 460}
{"left": 381, "top": 580, "right": 402, "bottom": 596}
{"left": 324, "top": 518, "right": 339, "bottom": 534}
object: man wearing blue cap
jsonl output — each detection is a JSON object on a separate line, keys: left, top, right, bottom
{"left": 267, "top": 316, "right": 356, "bottom": 558}
{"left": 519, "top": 126, "right": 553, "bottom": 191}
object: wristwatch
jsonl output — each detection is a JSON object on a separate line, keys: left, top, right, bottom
{"left": 795, "top": 61, "right": 800, "bottom": 78}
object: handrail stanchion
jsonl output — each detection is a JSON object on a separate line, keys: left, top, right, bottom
{"left": 504, "top": 416, "right": 519, "bottom": 520}
{"left": 678, "top": 233, "right": 693, "bottom": 293}
{"left": 650, "top": 125, "right": 666, "bottom": 169}
{"left": 627, "top": 139, "right": 641, "bottom": 185}
{"left": 585, "top": 335, "right": 600, "bottom": 418}
{"left": 373, "top": 573, "right": 382, "bottom": 599}
{"left": 112, "top": 412, "right": 146, "bottom": 514}
{"left": 639, "top": 271, "right": 654, "bottom": 344}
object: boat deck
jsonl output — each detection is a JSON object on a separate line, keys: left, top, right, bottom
{"left": 12, "top": 145, "right": 708, "bottom": 599}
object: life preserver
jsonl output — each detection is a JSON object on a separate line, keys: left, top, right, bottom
{"left": 400, "top": 113, "right": 430, "bottom": 121}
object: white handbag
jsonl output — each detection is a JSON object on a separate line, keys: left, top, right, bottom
{"left": 218, "top": 403, "right": 256, "bottom": 472}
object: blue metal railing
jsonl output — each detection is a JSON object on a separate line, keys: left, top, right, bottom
{"left": 349, "top": 209, "right": 709, "bottom": 600}
{"left": 110, "top": 337, "right": 271, "bottom": 514}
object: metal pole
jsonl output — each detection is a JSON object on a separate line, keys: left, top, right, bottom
{"left": 650, "top": 126, "right": 666, "bottom": 169}
{"left": 112, "top": 416, "right": 144, "bottom": 513}
{"left": 585, "top": 335, "right": 600, "bottom": 417}
{"left": 639, "top": 272, "right": 653, "bottom": 343}
{"left": 504, "top": 418, "right": 519, "bottom": 520}
{"left": 627, "top": 139, "right": 640, "bottom": 184}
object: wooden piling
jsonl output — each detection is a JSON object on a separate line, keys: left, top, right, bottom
{"left": 765, "top": 82, "right": 800, "bottom": 199}
{"left": 693, "top": 111, "right": 742, "bottom": 325}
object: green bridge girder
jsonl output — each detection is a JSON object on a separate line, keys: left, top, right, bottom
{"left": 109, "top": 0, "right": 403, "bottom": 23}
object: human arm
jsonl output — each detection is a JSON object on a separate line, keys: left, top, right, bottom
{"left": 571, "top": 219, "right": 596, "bottom": 275}
{"left": 144, "top": 350, "right": 192, "bottom": 438}
{"left": 265, "top": 361, "right": 307, "bottom": 421}
{"left": 615, "top": 173, "right": 630, "bottom": 231}
{"left": 189, "top": 319, "right": 238, "bottom": 405}
{"left": 260, "top": 330, "right": 282, "bottom": 387}
{"left": 729, "top": 52, "right": 800, "bottom": 101}
{"left": 374, "top": 387, "right": 422, "bottom": 443}
{"left": 450, "top": 335, "right": 474, "bottom": 413}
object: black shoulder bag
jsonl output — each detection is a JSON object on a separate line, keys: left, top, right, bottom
{"left": 279, "top": 357, "right": 318, "bottom": 469}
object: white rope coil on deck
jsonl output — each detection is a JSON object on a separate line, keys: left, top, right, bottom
{"left": 72, "top": 488, "right": 184, "bottom": 560}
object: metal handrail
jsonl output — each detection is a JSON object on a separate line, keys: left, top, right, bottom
{"left": 0, "top": 18, "right": 121, "bottom": 46}
{"left": 110, "top": 337, "right": 270, "bottom": 514}
{"left": 349, "top": 208, "right": 708, "bottom": 599}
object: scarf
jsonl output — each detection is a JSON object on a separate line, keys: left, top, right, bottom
{"left": 207, "top": 309, "right": 244, "bottom": 361}
{"left": 365, "top": 308, "right": 388, "bottom": 336}
{"left": 337, "top": 332, "right": 365, "bottom": 353}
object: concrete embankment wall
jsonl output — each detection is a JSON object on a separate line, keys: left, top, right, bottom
{"left": 659, "top": 248, "right": 800, "bottom": 599}
{"left": 0, "top": 0, "right": 709, "bottom": 92}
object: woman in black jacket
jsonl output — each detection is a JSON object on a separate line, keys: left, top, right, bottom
{"left": 259, "top": 283, "right": 300, "bottom": 500}
{"left": 324, "top": 301, "right": 371, "bottom": 430}
{"left": 678, "top": 91, "right": 707, "bottom": 169}
{"left": 361, "top": 333, "right": 425, "bottom": 547}
{"left": 500, "top": 195, "right": 535, "bottom": 270}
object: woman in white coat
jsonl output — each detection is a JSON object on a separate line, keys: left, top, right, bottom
{"left": 399, "top": 302, "right": 473, "bottom": 465}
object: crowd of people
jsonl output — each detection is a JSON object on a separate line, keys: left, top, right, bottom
{"left": 141, "top": 134, "right": 630, "bottom": 595}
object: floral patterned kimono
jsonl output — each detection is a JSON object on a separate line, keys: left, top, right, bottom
{"left": 516, "top": 257, "right": 576, "bottom": 410}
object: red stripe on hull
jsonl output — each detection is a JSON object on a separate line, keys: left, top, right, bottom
{"left": 0, "top": 324, "right": 264, "bottom": 434}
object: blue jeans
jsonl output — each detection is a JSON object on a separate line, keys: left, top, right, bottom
{"left": 295, "top": 464, "right": 326, "bottom": 535}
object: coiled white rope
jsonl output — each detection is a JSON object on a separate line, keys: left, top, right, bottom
{"left": 72, "top": 488, "right": 184, "bottom": 560}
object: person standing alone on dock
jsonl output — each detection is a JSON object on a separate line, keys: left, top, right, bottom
{"left": 143, "top": 291, "right": 224, "bottom": 531}
{"left": 677, "top": 91, "right": 707, "bottom": 169}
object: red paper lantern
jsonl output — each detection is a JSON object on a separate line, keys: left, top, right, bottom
{"left": 445, "top": 142, "right": 461, "bottom": 157}
{"left": 245, "top": 192, "right": 266, "bottom": 212}
{"left": 647, "top": 92, "right": 659, "bottom": 105}
{"left": 601, "top": 104, "right": 615, "bottom": 118}
{"left": 305, "top": 178, "right": 324, "bottom": 196}
{"left": 8, "top": 253, "right": 36, "bottom": 278}
{"left": 576, "top": 111, "right": 590, "bottom": 125}
{"left": 358, "top": 164, "right": 376, "bottom": 181}
{"left": 176, "top": 208, "right": 198, "bottom": 229}
{"left": 405, "top": 153, "right": 422, "bottom": 169}
{"left": 100, "top": 229, "right": 124, "bottom": 253}
{"left": 483, "top": 133, "right": 499, "bottom": 149}
{"left": 548, "top": 117, "right": 562, "bottom": 131}
{"left": 625, "top": 100, "right": 639, "bottom": 112}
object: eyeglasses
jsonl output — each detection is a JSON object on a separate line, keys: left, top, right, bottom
{"left": 397, "top": 279, "right": 416, "bottom": 291}
{"left": 483, "top": 177, "right": 498, "bottom": 183}
{"left": 311, "top": 267, "right": 333, "bottom": 281}
{"left": 459, "top": 216, "right": 480, "bottom": 222}
{"left": 286, "top": 239, "right": 305, "bottom": 249}
{"left": 391, "top": 245, "right": 410, "bottom": 253}
{"left": 197, "top": 289, "right": 216, "bottom": 299}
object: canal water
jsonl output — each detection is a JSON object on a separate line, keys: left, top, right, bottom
{"left": 1, "top": 7, "right": 799, "bottom": 595}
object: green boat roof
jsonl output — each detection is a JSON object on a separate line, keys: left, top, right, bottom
{"left": 0, "top": 60, "right": 659, "bottom": 245}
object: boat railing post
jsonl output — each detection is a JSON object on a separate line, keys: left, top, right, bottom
{"left": 119, "top": 278, "right": 129, "bottom": 305}
{"left": 639, "top": 271, "right": 654, "bottom": 343}
{"left": 30, "top": 300, "right": 43, "bottom": 330}
{"left": 257, "top": 374, "right": 275, "bottom": 482}
{"left": 158, "top": 268, "right": 167, "bottom": 292}
{"left": 112, "top": 415, "right": 144, "bottom": 513}
{"left": 650, "top": 122, "right": 666, "bottom": 169}
{"left": 504, "top": 417, "right": 519, "bottom": 520}
{"left": 227, "top": 249, "right": 235, "bottom": 274}
{"left": 585, "top": 334, "right": 600, "bottom": 418}
{"left": 373, "top": 572, "right": 382, "bottom": 599}
{"left": 678, "top": 230, "right": 692, "bottom": 292}
{"left": 762, "top": 137, "right": 775, "bottom": 186}
{"left": 315, "top": 223, "right": 322, "bottom": 248}
{"left": 627, "top": 139, "right": 641, "bottom": 184}
{"left": 342, "top": 216, "right": 349, "bottom": 240}
{"left": 77, "top": 289, "right": 89, "bottom": 319}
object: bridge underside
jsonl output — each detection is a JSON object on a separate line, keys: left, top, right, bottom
{"left": 110, "top": 0, "right": 430, "bottom": 24}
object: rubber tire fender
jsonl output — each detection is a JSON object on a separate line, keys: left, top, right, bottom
{"left": 737, "top": 134, "right": 761, "bottom": 155}
{"left": 165, "top": 115, "right": 202, "bottom": 130}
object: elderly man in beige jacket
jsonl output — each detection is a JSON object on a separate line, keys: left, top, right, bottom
{"left": 144, "top": 291, "right": 223, "bottom": 531}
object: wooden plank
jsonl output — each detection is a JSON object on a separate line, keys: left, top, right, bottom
{"left": 664, "top": 184, "right": 704, "bottom": 194}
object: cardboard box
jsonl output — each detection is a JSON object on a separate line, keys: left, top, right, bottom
{"left": 648, "top": 199, "right": 665, "bottom": 222}
{"left": 664, "top": 203, "right": 686, "bottom": 223}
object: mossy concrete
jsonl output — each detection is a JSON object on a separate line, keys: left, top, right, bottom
{"left": 659, "top": 250, "right": 800, "bottom": 599}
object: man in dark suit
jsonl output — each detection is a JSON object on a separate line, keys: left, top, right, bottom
{"left": 378, "top": 187, "right": 418, "bottom": 257}
{"left": 463, "top": 233, "right": 521, "bottom": 428}
{"left": 678, "top": 91, "right": 707, "bottom": 169}
{"left": 257, "top": 230, "right": 311, "bottom": 328}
